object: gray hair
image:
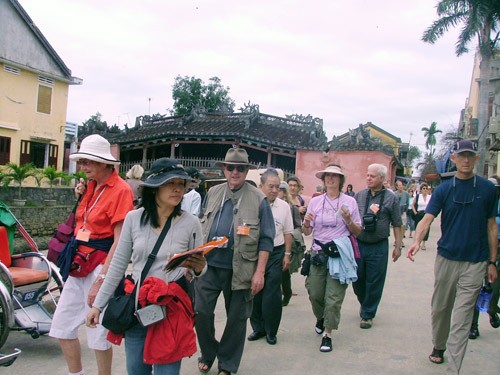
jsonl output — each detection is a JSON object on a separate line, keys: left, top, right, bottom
{"left": 368, "top": 164, "right": 387, "bottom": 179}
{"left": 260, "top": 168, "right": 280, "bottom": 185}
{"left": 126, "top": 164, "right": 144, "bottom": 179}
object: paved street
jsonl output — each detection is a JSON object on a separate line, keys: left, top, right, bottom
{"left": 2, "top": 216, "right": 499, "bottom": 374}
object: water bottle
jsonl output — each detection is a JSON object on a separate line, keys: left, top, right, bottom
{"left": 476, "top": 283, "right": 493, "bottom": 312}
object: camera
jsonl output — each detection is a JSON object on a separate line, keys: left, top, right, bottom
{"left": 135, "top": 304, "right": 166, "bottom": 327}
{"left": 362, "top": 213, "right": 378, "bottom": 232}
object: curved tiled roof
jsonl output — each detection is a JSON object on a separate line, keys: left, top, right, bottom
{"left": 112, "top": 112, "right": 328, "bottom": 152}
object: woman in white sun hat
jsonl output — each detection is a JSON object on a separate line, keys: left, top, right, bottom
{"left": 49, "top": 134, "right": 135, "bottom": 375}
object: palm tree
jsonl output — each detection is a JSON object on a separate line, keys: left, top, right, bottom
{"left": 4, "top": 162, "right": 36, "bottom": 199}
{"left": 422, "top": 121, "right": 443, "bottom": 155}
{"left": 422, "top": 0, "right": 499, "bottom": 176}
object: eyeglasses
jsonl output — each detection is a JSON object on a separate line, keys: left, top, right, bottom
{"left": 452, "top": 176, "right": 476, "bottom": 205}
{"left": 225, "top": 164, "right": 247, "bottom": 172}
{"left": 421, "top": 187, "right": 428, "bottom": 190}
{"left": 77, "top": 159, "right": 92, "bottom": 166}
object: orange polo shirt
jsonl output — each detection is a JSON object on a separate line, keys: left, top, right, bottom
{"left": 75, "top": 170, "right": 134, "bottom": 253}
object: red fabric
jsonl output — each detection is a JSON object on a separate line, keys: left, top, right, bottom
{"left": 139, "top": 277, "right": 197, "bottom": 365}
{"left": 75, "top": 170, "right": 134, "bottom": 240}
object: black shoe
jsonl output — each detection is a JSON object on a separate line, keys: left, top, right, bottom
{"left": 315, "top": 318, "right": 325, "bottom": 334}
{"left": 320, "top": 335, "right": 332, "bottom": 352}
{"left": 489, "top": 312, "right": 500, "bottom": 328}
{"left": 266, "top": 334, "right": 277, "bottom": 345}
{"left": 468, "top": 327, "right": 480, "bottom": 339}
{"left": 247, "top": 331, "right": 266, "bottom": 341}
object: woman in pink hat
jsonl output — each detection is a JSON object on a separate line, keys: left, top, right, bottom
{"left": 302, "top": 164, "right": 362, "bottom": 353}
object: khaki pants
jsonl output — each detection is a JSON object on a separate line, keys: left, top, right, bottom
{"left": 431, "top": 255, "right": 486, "bottom": 373}
{"left": 305, "top": 262, "right": 348, "bottom": 330}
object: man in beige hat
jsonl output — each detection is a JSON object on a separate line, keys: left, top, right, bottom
{"left": 49, "top": 134, "right": 134, "bottom": 375}
{"left": 195, "top": 148, "right": 275, "bottom": 375}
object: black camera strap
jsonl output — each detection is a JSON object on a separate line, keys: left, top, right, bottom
{"left": 364, "top": 189, "right": 386, "bottom": 216}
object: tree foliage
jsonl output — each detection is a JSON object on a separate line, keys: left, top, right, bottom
{"left": 170, "top": 76, "right": 235, "bottom": 116}
{"left": 407, "top": 145, "right": 422, "bottom": 166}
{"left": 79, "top": 112, "right": 122, "bottom": 138}
{"left": 421, "top": 121, "right": 442, "bottom": 155}
{"left": 422, "top": 0, "right": 499, "bottom": 57}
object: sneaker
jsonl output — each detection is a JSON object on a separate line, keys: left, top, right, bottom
{"left": 320, "top": 335, "right": 332, "bottom": 352}
{"left": 315, "top": 318, "right": 325, "bottom": 334}
{"left": 360, "top": 318, "right": 373, "bottom": 329}
{"left": 468, "top": 327, "right": 480, "bottom": 339}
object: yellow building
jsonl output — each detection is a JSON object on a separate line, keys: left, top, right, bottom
{"left": 0, "top": 0, "right": 81, "bottom": 169}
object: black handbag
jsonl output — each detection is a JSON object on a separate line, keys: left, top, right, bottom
{"left": 101, "top": 216, "right": 173, "bottom": 334}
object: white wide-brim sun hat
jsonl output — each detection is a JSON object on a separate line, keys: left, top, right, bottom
{"left": 69, "top": 134, "right": 120, "bottom": 165}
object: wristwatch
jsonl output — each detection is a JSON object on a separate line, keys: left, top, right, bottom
{"left": 488, "top": 260, "right": 496, "bottom": 266}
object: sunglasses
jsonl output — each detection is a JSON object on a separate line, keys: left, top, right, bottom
{"left": 225, "top": 164, "right": 247, "bottom": 172}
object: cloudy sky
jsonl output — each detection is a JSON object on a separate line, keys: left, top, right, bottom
{"left": 20, "top": 0, "right": 475, "bottom": 151}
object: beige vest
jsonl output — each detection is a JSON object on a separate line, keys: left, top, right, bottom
{"left": 201, "top": 182, "right": 265, "bottom": 290}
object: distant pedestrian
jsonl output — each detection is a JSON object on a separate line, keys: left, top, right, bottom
{"left": 181, "top": 166, "right": 203, "bottom": 216}
{"left": 126, "top": 164, "right": 144, "bottom": 205}
{"left": 287, "top": 176, "right": 307, "bottom": 219}
{"left": 407, "top": 139, "right": 498, "bottom": 373}
{"left": 345, "top": 184, "right": 355, "bottom": 197}
{"left": 278, "top": 181, "right": 305, "bottom": 306}
{"left": 412, "top": 182, "right": 431, "bottom": 250}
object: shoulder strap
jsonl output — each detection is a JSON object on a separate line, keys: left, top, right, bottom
{"left": 139, "top": 215, "right": 173, "bottom": 284}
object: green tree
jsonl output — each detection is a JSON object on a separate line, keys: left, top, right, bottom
{"left": 170, "top": 76, "right": 235, "bottom": 116}
{"left": 43, "top": 166, "right": 65, "bottom": 191}
{"left": 3, "top": 162, "right": 36, "bottom": 199}
{"left": 421, "top": 121, "right": 442, "bottom": 155}
{"left": 407, "top": 145, "right": 422, "bottom": 167}
{"left": 422, "top": 0, "right": 500, "bottom": 175}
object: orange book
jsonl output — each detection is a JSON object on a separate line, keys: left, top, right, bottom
{"left": 163, "top": 236, "right": 228, "bottom": 271}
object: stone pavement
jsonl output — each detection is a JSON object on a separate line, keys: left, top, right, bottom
{"left": 2, "top": 216, "right": 499, "bottom": 374}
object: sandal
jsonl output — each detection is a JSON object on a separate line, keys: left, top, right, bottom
{"left": 218, "top": 370, "right": 231, "bottom": 375}
{"left": 198, "top": 357, "right": 214, "bottom": 373}
{"left": 429, "top": 348, "right": 445, "bottom": 364}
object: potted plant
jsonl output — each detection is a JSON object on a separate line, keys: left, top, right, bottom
{"left": 42, "top": 166, "right": 64, "bottom": 205}
{"left": 3, "top": 162, "right": 36, "bottom": 206}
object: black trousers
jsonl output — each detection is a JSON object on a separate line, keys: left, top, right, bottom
{"left": 194, "top": 266, "right": 253, "bottom": 374}
{"left": 250, "top": 245, "right": 284, "bottom": 336}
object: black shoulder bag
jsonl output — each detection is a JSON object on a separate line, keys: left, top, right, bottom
{"left": 101, "top": 216, "right": 173, "bottom": 334}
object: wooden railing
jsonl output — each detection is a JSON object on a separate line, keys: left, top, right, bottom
{"left": 120, "top": 157, "right": 295, "bottom": 178}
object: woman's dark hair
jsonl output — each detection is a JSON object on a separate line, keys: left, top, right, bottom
{"left": 347, "top": 184, "right": 353, "bottom": 191}
{"left": 139, "top": 185, "right": 183, "bottom": 228}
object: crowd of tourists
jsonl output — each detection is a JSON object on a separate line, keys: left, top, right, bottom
{"left": 48, "top": 135, "right": 497, "bottom": 375}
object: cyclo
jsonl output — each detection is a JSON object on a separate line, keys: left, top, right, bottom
{"left": 0, "top": 201, "right": 64, "bottom": 366}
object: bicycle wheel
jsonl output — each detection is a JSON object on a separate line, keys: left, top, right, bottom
{"left": 0, "top": 292, "right": 10, "bottom": 349}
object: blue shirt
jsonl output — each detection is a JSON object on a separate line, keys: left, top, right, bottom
{"left": 426, "top": 175, "right": 496, "bottom": 262}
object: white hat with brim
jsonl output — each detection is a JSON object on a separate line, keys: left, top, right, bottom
{"left": 69, "top": 134, "right": 120, "bottom": 165}
{"left": 214, "top": 148, "right": 257, "bottom": 169}
{"left": 315, "top": 165, "right": 344, "bottom": 179}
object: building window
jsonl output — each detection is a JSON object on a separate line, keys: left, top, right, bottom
{"left": 19, "top": 140, "right": 58, "bottom": 169}
{"left": 37, "top": 85, "right": 52, "bottom": 114}
{"left": 0, "top": 136, "right": 11, "bottom": 165}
